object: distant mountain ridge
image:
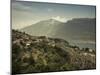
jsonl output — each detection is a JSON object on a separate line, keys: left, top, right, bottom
{"left": 20, "top": 18, "right": 96, "bottom": 49}
{"left": 56, "top": 18, "right": 96, "bottom": 40}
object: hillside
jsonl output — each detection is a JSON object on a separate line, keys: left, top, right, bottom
{"left": 12, "top": 30, "right": 96, "bottom": 74}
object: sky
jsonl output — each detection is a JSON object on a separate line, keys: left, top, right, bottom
{"left": 12, "top": 1, "right": 96, "bottom": 29}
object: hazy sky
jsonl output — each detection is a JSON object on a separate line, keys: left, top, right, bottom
{"left": 12, "top": 1, "right": 96, "bottom": 29}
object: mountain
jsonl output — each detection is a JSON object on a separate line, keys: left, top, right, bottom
{"left": 12, "top": 30, "right": 96, "bottom": 74}
{"left": 20, "top": 18, "right": 96, "bottom": 49}
{"left": 21, "top": 18, "right": 96, "bottom": 40}
{"left": 57, "top": 18, "right": 96, "bottom": 41}
{"left": 21, "top": 19, "right": 64, "bottom": 37}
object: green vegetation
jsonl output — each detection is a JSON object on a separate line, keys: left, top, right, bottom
{"left": 12, "top": 30, "right": 96, "bottom": 74}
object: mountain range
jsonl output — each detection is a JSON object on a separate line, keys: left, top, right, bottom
{"left": 20, "top": 18, "right": 96, "bottom": 49}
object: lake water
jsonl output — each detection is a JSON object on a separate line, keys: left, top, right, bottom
{"left": 69, "top": 40, "right": 96, "bottom": 50}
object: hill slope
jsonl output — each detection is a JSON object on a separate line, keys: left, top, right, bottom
{"left": 12, "top": 30, "right": 96, "bottom": 74}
